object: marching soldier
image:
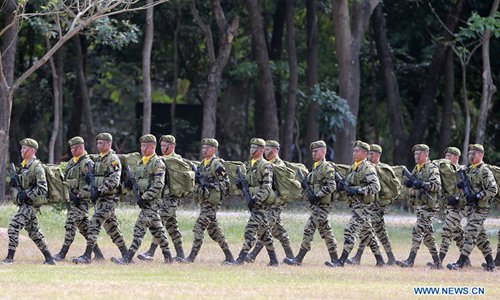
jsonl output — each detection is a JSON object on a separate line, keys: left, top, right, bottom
{"left": 245, "top": 140, "right": 294, "bottom": 263}
{"left": 185, "top": 138, "right": 235, "bottom": 264}
{"left": 3, "top": 138, "right": 55, "bottom": 265}
{"left": 111, "top": 134, "right": 173, "bottom": 264}
{"left": 53, "top": 137, "right": 105, "bottom": 261}
{"left": 234, "top": 138, "right": 278, "bottom": 266}
{"left": 73, "top": 133, "right": 128, "bottom": 264}
{"left": 396, "top": 144, "right": 442, "bottom": 269}
{"left": 347, "top": 144, "right": 399, "bottom": 266}
{"left": 138, "top": 135, "right": 185, "bottom": 262}
{"left": 326, "top": 141, "right": 383, "bottom": 268}
{"left": 448, "top": 144, "right": 498, "bottom": 271}
{"left": 284, "top": 140, "right": 338, "bottom": 266}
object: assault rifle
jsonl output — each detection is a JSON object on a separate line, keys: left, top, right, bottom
{"left": 125, "top": 165, "right": 145, "bottom": 208}
{"left": 192, "top": 165, "right": 207, "bottom": 189}
{"left": 335, "top": 172, "right": 349, "bottom": 192}
{"left": 236, "top": 166, "right": 254, "bottom": 211}
{"left": 457, "top": 168, "right": 477, "bottom": 206}
{"left": 9, "top": 163, "right": 23, "bottom": 194}
{"left": 86, "top": 161, "right": 96, "bottom": 200}
{"left": 402, "top": 166, "right": 424, "bottom": 189}
{"left": 298, "top": 170, "right": 318, "bottom": 204}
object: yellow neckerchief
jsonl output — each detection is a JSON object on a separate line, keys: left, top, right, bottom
{"left": 269, "top": 157, "right": 276, "bottom": 164}
{"left": 21, "top": 159, "right": 28, "bottom": 168}
{"left": 142, "top": 154, "right": 154, "bottom": 165}
{"left": 100, "top": 150, "right": 110, "bottom": 158}
{"left": 313, "top": 159, "right": 323, "bottom": 170}
{"left": 204, "top": 156, "right": 214, "bottom": 167}
{"left": 165, "top": 152, "right": 175, "bottom": 157}
{"left": 471, "top": 162, "right": 482, "bottom": 169}
{"left": 251, "top": 158, "right": 259, "bottom": 167}
{"left": 73, "top": 151, "right": 87, "bottom": 163}
{"left": 352, "top": 160, "right": 363, "bottom": 171}
{"left": 416, "top": 163, "right": 424, "bottom": 172}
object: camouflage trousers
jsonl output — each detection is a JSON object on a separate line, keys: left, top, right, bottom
{"left": 342, "top": 200, "right": 380, "bottom": 255}
{"left": 300, "top": 202, "right": 337, "bottom": 253}
{"left": 240, "top": 206, "right": 274, "bottom": 253}
{"left": 255, "top": 202, "right": 291, "bottom": 249}
{"left": 191, "top": 201, "right": 230, "bottom": 253}
{"left": 410, "top": 205, "right": 439, "bottom": 256}
{"left": 62, "top": 203, "right": 91, "bottom": 247}
{"left": 86, "top": 198, "right": 126, "bottom": 249}
{"left": 129, "top": 207, "right": 170, "bottom": 255}
{"left": 7, "top": 205, "right": 49, "bottom": 252}
{"left": 439, "top": 205, "right": 466, "bottom": 255}
{"left": 152, "top": 197, "right": 183, "bottom": 249}
{"left": 357, "top": 203, "right": 392, "bottom": 254}
{"left": 461, "top": 206, "right": 492, "bottom": 257}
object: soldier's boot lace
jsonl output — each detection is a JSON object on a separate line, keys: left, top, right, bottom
{"left": 53, "top": 245, "right": 70, "bottom": 262}
{"left": 283, "top": 248, "right": 307, "bottom": 266}
{"left": 395, "top": 251, "right": 416, "bottom": 268}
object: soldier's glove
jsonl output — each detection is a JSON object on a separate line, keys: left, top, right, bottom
{"left": 18, "top": 190, "right": 29, "bottom": 203}
{"left": 465, "top": 193, "right": 477, "bottom": 206}
{"left": 236, "top": 180, "right": 243, "bottom": 190}
{"left": 346, "top": 187, "right": 360, "bottom": 197}
{"left": 308, "top": 193, "right": 320, "bottom": 204}
{"left": 10, "top": 178, "right": 18, "bottom": 188}
{"left": 123, "top": 179, "right": 133, "bottom": 190}
{"left": 446, "top": 195, "right": 460, "bottom": 207}
{"left": 90, "top": 190, "right": 101, "bottom": 204}
{"left": 137, "top": 197, "right": 145, "bottom": 209}
{"left": 456, "top": 181, "right": 464, "bottom": 189}
{"left": 411, "top": 178, "right": 424, "bottom": 189}
{"left": 403, "top": 179, "right": 413, "bottom": 188}
{"left": 70, "top": 192, "right": 81, "bottom": 206}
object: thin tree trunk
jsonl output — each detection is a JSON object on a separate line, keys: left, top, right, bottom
{"left": 460, "top": 64, "right": 471, "bottom": 164}
{"left": 142, "top": 0, "right": 154, "bottom": 135}
{"left": 475, "top": 0, "right": 499, "bottom": 144}
{"left": 55, "top": 49, "right": 64, "bottom": 161}
{"left": 247, "top": 0, "right": 279, "bottom": 140}
{"left": 439, "top": 50, "right": 455, "bottom": 154}
{"left": 47, "top": 38, "right": 62, "bottom": 164}
{"left": 171, "top": 4, "right": 181, "bottom": 136}
{"left": 282, "top": 0, "right": 297, "bottom": 161}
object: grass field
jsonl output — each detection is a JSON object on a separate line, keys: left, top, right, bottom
{"left": 0, "top": 204, "right": 499, "bottom": 299}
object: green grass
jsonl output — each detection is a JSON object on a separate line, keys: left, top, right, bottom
{"left": 0, "top": 204, "right": 499, "bottom": 299}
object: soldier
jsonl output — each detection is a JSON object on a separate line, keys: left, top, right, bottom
{"left": 138, "top": 135, "right": 185, "bottom": 262}
{"left": 234, "top": 138, "right": 278, "bottom": 266}
{"left": 73, "top": 133, "right": 128, "bottom": 264}
{"left": 448, "top": 144, "right": 498, "bottom": 271}
{"left": 347, "top": 144, "right": 399, "bottom": 266}
{"left": 426, "top": 147, "right": 467, "bottom": 268}
{"left": 396, "top": 144, "right": 442, "bottom": 269}
{"left": 245, "top": 140, "right": 294, "bottom": 263}
{"left": 185, "top": 138, "right": 235, "bottom": 264}
{"left": 3, "top": 138, "right": 55, "bottom": 265}
{"left": 326, "top": 141, "right": 383, "bottom": 268}
{"left": 111, "top": 134, "right": 173, "bottom": 264}
{"left": 53, "top": 137, "right": 105, "bottom": 261}
{"left": 283, "top": 140, "right": 338, "bottom": 266}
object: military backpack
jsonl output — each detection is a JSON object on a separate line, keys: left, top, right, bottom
{"left": 272, "top": 163, "right": 303, "bottom": 202}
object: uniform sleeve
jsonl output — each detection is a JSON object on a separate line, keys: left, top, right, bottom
{"left": 142, "top": 159, "right": 166, "bottom": 201}
{"left": 213, "top": 159, "right": 230, "bottom": 194}
{"left": 360, "top": 164, "right": 381, "bottom": 195}
{"left": 425, "top": 163, "right": 441, "bottom": 193}
{"left": 98, "top": 154, "right": 122, "bottom": 194}
{"left": 479, "top": 167, "right": 498, "bottom": 200}
{"left": 318, "top": 163, "right": 336, "bottom": 197}
{"left": 253, "top": 163, "right": 273, "bottom": 204}
{"left": 28, "top": 163, "right": 48, "bottom": 200}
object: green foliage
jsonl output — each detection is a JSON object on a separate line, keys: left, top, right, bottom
{"left": 456, "top": 12, "right": 500, "bottom": 40}
{"left": 88, "top": 18, "right": 140, "bottom": 50}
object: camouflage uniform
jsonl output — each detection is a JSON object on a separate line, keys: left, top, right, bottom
{"left": 73, "top": 148, "right": 127, "bottom": 264}
{"left": 4, "top": 152, "right": 55, "bottom": 264}
{"left": 396, "top": 159, "right": 441, "bottom": 268}
{"left": 186, "top": 156, "right": 234, "bottom": 263}
{"left": 138, "top": 152, "right": 185, "bottom": 261}
{"left": 327, "top": 159, "right": 382, "bottom": 267}
{"left": 448, "top": 160, "right": 497, "bottom": 271}
{"left": 246, "top": 156, "right": 294, "bottom": 262}
{"left": 112, "top": 153, "right": 173, "bottom": 264}
{"left": 235, "top": 157, "right": 277, "bottom": 265}
{"left": 54, "top": 152, "right": 104, "bottom": 261}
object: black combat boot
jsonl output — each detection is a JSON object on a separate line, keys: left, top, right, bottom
{"left": 138, "top": 243, "right": 158, "bottom": 261}
{"left": 347, "top": 247, "right": 365, "bottom": 265}
{"left": 283, "top": 248, "right": 307, "bottom": 266}
{"left": 245, "top": 242, "right": 264, "bottom": 263}
{"left": 53, "top": 245, "right": 70, "bottom": 262}
{"left": 267, "top": 250, "right": 279, "bottom": 267}
{"left": 427, "top": 252, "right": 445, "bottom": 268}
{"left": 111, "top": 249, "right": 134, "bottom": 265}
{"left": 386, "top": 251, "right": 396, "bottom": 266}
{"left": 375, "top": 254, "right": 385, "bottom": 267}
{"left": 174, "top": 245, "right": 185, "bottom": 262}
{"left": 185, "top": 248, "right": 199, "bottom": 263}
{"left": 93, "top": 244, "right": 105, "bottom": 261}
{"left": 73, "top": 245, "right": 93, "bottom": 264}
{"left": 430, "top": 254, "right": 443, "bottom": 269}
{"left": 483, "top": 254, "right": 497, "bottom": 272}
{"left": 222, "top": 249, "right": 235, "bottom": 264}
{"left": 3, "top": 249, "right": 15, "bottom": 264}
{"left": 163, "top": 250, "right": 173, "bottom": 264}
{"left": 234, "top": 251, "right": 248, "bottom": 265}
{"left": 395, "top": 251, "right": 417, "bottom": 268}
{"left": 283, "top": 246, "right": 294, "bottom": 261}
{"left": 325, "top": 250, "right": 339, "bottom": 265}
{"left": 42, "top": 250, "right": 56, "bottom": 265}
{"left": 447, "top": 254, "right": 468, "bottom": 270}
{"left": 495, "top": 252, "right": 500, "bottom": 267}
{"left": 325, "top": 250, "right": 349, "bottom": 268}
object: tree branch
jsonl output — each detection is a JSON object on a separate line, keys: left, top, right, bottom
{"left": 189, "top": 0, "right": 216, "bottom": 64}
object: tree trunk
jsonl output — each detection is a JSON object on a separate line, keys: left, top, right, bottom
{"left": 460, "top": 63, "right": 471, "bottom": 165}
{"left": 55, "top": 49, "right": 64, "bottom": 162}
{"left": 247, "top": 0, "right": 279, "bottom": 140}
{"left": 142, "top": 0, "right": 154, "bottom": 135}
{"left": 282, "top": 0, "right": 297, "bottom": 161}
{"left": 0, "top": 0, "right": 19, "bottom": 201}
{"left": 371, "top": 2, "right": 407, "bottom": 164}
{"left": 74, "top": 35, "right": 95, "bottom": 151}
{"left": 171, "top": 4, "right": 181, "bottom": 136}
{"left": 47, "top": 39, "right": 64, "bottom": 164}
{"left": 475, "top": 0, "right": 499, "bottom": 144}
{"left": 331, "top": 0, "right": 380, "bottom": 163}
{"left": 439, "top": 50, "right": 455, "bottom": 154}
{"left": 305, "top": 0, "right": 319, "bottom": 165}
{"left": 270, "top": 0, "right": 286, "bottom": 127}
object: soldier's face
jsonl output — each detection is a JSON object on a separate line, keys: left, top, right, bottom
{"left": 161, "top": 142, "right": 174, "bottom": 155}
{"left": 312, "top": 147, "right": 325, "bottom": 162}
{"left": 468, "top": 151, "right": 483, "bottom": 164}
{"left": 369, "top": 151, "right": 380, "bottom": 164}
{"left": 250, "top": 145, "right": 263, "bottom": 158}
{"left": 71, "top": 144, "right": 85, "bottom": 157}
{"left": 264, "top": 147, "right": 277, "bottom": 160}
{"left": 414, "top": 150, "right": 428, "bottom": 164}
{"left": 445, "top": 153, "right": 459, "bottom": 165}
{"left": 21, "top": 145, "right": 35, "bottom": 160}
{"left": 352, "top": 147, "right": 367, "bottom": 162}
{"left": 97, "top": 140, "right": 111, "bottom": 153}
{"left": 201, "top": 145, "right": 216, "bottom": 158}
{"left": 141, "top": 143, "right": 155, "bottom": 156}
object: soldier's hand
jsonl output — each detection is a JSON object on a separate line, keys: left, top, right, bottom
{"left": 446, "top": 195, "right": 459, "bottom": 207}
{"left": 10, "top": 179, "right": 18, "bottom": 188}
{"left": 91, "top": 190, "right": 101, "bottom": 203}
{"left": 346, "top": 187, "right": 359, "bottom": 196}
{"left": 465, "top": 193, "right": 477, "bottom": 205}
{"left": 236, "top": 180, "right": 243, "bottom": 190}
{"left": 412, "top": 178, "right": 424, "bottom": 189}
{"left": 70, "top": 192, "right": 81, "bottom": 206}
{"left": 18, "top": 190, "right": 29, "bottom": 203}
{"left": 403, "top": 179, "right": 413, "bottom": 188}
{"left": 308, "top": 193, "right": 320, "bottom": 204}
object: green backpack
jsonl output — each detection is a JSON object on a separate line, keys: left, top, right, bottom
{"left": 485, "top": 164, "right": 500, "bottom": 202}
{"left": 221, "top": 160, "right": 247, "bottom": 196}
{"left": 30, "top": 163, "right": 70, "bottom": 206}
{"left": 332, "top": 163, "right": 350, "bottom": 202}
{"left": 375, "top": 163, "right": 402, "bottom": 204}
{"left": 162, "top": 156, "right": 195, "bottom": 198}
{"left": 273, "top": 163, "right": 303, "bottom": 202}
{"left": 433, "top": 159, "right": 459, "bottom": 198}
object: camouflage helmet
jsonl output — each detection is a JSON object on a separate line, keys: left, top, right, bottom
{"left": 266, "top": 140, "right": 280, "bottom": 149}
{"left": 20, "top": 138, "right": 39, "bottom": 150}
{"left": 468, "top": 144, "right": 484, "bottom": 153}
{"left": 139, "top": 134, "right": 157, "bottom": 144}
{"left": 370, "top": 144, "right": 382, "bottom": 153}
{"left": 68, "top": 136, "right": 85, "bottom": 147}
{"left": 310, "top": 140, "right": 327, "bottom": 150}
{"left": 96, "top": 132, "right": 113, "bottom": 141}
{"left": 250, "top": 138, "right": 266, "bottom": 147}
{"left": 412, "top": 144, "right": 430, "bottom": 152}
{"left": 444, "top": 146, "right": 461, "bottom": 156}
{"left": 353, "top": 140, "right": 370, "bottom": 151}
{"left": 160, "top": 135, "right": 176, "bottom": 145}
{"left": 202, "top": 138, "right": 219, "bottom": 148}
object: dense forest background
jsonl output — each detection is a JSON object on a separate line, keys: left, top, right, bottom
{"left": 0, "top": 0, "right": 499, "bottom": 200}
